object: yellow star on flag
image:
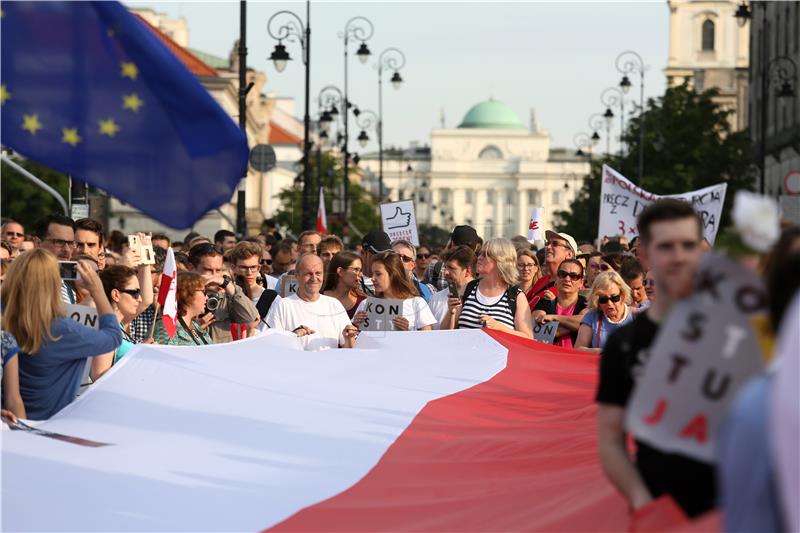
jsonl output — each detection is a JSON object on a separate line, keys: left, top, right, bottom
{"left": 0, "top": 84, "right": 10, "bottom": 105}
{"left": 61, "top": 127, "right": 82, "bottom": 147}
{"left": 98, "top": 118, "right": 120, "bottom": 137}
{"left": 22, "top": 114, "right": 43, "bottom": 135}
{"left": 122, "top": 93, "right": 143, "bottom": 112}
{"left": 121, "top": 62, "right": 138, "bottom": 80}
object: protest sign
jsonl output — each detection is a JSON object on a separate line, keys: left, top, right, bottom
{"left": 532, "top": 320, "right": 558, "bottom": 344}
{"left": 361, "top": 297, "right": 404, "bottom": 331}
{"left": 381, "top": 200, "right": 419, "bottom": 246}
{"left": 127, "top": 234, "right": 155, "bottom": 265}
{"left": 626, "top": 252, "right": 769, "bottom": 463}
{"left": 527, "top": 207, "right": 543, "bottom": 242}
{"left": 280, "top": 275, "right": 298, "bottom": 298}
{"left": 598, "top": 165, "right": 727, "bottom": 244}
{"left": 66, "top": 304, "right": 99, "bottom": 329}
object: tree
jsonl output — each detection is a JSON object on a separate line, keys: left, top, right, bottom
{"left": 418, "top": 223, "right": 451, "bottom": 248}
{"left": 1, "top": 157, "right": 70, "bottom": 230}
{"left": 555, "top": 82, "right": 755, "bottom": 242}
{"left": 274, "top": 150, "right": 381, "bottom": 239}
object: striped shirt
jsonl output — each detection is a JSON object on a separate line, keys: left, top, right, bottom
{"left": 61, "top": 281, "right": 76, "bottom": 304}
{"left": 458, "top": 282, "right": 519, "bottom": 330}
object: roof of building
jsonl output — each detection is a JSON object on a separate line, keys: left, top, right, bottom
{"left": 458, "top": 99, "right": 525, "bottom": 129}
{"left": 134, "top": 14, "right": 218, "bottom": 77}
{"left": 269, "top": 121, "right": 302, "bottom": 146}
{"left": 188, "top": 48, "right": 230, "bottom": 70}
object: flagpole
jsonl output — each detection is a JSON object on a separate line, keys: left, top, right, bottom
{"left": 148, "top": 302, "right": 161, "bottom": 340}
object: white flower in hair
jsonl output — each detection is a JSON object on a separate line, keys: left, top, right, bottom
{"left": 732, "top": 190, "right": 780, "bottom": 253}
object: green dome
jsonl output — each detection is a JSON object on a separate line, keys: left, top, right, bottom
{"left": 458, "top": 99, "right": 524, "bottom": 129}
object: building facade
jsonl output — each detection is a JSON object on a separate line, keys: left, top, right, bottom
{"left": 745, "top": 1, "right": 800, "bottom": 199}
{"left": 664, "top": 0, "right": 750, "bottom": 130}
{"left": 361, "top": 100, "right": 589, "bottom": 239}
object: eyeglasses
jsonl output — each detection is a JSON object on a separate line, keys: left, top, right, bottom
{"left": 557, "top": 270, "right": 583, "bottom": 281}
{"left": 598, "top": 293, "right": 622, "bottom": 305}
{"left": 517, "top": 263, "right": 537, "bottom": 270}
{"left": 398, "top": 254, "right": 415, "bottom": 264}
{"left": 118, "top": 288, "right": 142, "bottom": 299}
{"left": 45, "top": 238, "right": 76, "bottom": 248}
{"left": 260, "top": 259, "right": 273, "bottom": 266}
{"left": 237, "top": 264, "right": 260, "bottom": 272}
{"left": 588, "top": 262, "right": 601, "bottom": 271}
{"left": 4, "top": 232, "right": 24, "bottom": 238}
{"left": 599, "top": 264, "right": 613, "bottom": 272}
{"left": 545, "top": 240, "right": 571, "bottom": 250}
{"left": 643, "top": 279, "right": 656, "bottom": 287}
{"left": 346, "top": 267, "right": 363, "bottom": 274}
{"left": 417, "top": 253, "right": 431, "bottom": 260}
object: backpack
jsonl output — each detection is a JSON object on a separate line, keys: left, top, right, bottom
{"left": 255, "top": 289, "right": 279, "bottom": 319}
{"left": 460, "top": 279, "right": 521, "bottom": 317}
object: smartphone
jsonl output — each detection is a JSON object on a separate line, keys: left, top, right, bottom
{"left": 58, "top": 260, "right": 79, "bottom": 281}
{"left": 447, "top": 280, "right": 459, "bottom": 298}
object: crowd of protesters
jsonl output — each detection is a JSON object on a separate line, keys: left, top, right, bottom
{"left": 1, "top": 202, "right": 798, "bottom": 530}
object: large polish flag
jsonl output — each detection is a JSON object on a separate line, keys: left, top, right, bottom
{"left": 156, "top": 246, "right": 178, "bottom": 338}
{"left": 1, "top": 330, "right": 717, "bottom": 532}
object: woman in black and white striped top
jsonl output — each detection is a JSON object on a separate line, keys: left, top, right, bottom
{"left": 441, "top": 238, "right": 533, "bottom": 339}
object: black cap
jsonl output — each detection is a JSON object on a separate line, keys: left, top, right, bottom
{"left": 450, "top": 225, "right": 480, "bottom": 247}
{"left": 362, "top": 230, "right": 392, "bottom": 253}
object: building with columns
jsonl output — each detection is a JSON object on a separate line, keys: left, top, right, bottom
{"left": 361, "top": 99, "right": 589, "bottom": 239}
{"left": 664, "top": 0, "right": 750, "bottom": 130}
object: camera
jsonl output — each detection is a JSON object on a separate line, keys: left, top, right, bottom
{"left": 205, "top": 290, "right": 223, "bottom": 313}
{"left": 58, "top": 261, "right": 79, "bottom": 281}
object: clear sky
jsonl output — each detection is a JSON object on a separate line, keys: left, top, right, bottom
{"left": 128, "top": 1, "right": 670, "bottom": 155}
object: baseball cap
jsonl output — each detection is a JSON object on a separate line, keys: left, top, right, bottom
{"left": 544, "top": 230, "right": 578, "bottom": 254}
{"left": 450, "top": 225, "right": 480, "bottom": 247}
{"left": 362, "top": 230, "right": 392, "bottom": 253}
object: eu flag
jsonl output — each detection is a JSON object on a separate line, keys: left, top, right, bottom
{"left": 1, "top": 2, "right": 249, "bottom": 229}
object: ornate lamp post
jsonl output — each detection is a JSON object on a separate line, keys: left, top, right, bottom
{"left": 267, "top": 2, "right": 312, "bottom": 229}
{"left": 588, "top": 112, "right": 606, "bottom": 157}
{"left": 573, "top": 132, "right": 594, "bottom": 163}
{"left": 353, "top": 108, "right": 379, "bottom": 197}
{"left": 616, "top": 50, "right": 646, "bottom": 184}
{"left": 341, "top": 16, "right": 374, "bottom": 215}
{"left": 601, "top": 86, "right": 625, "bottom": 159}
{"left": 317, "top": 85, "right": 344, "bottom": 211}
{"left": 375, "top": 48, "right": 406, "bottom": 202}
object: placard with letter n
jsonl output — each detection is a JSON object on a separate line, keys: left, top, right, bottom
{"left": 625, "top": 253, "right": 771, "bottom": 463}
{"left": 532, "top": 321, "right": 558, "bottom": 344}
{"left": 361, "top": 298, "right": 404, "bottom": 332}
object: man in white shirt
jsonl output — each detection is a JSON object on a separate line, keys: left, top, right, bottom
{"left": 429, "top": 246, "right": 476, "bottom": 329}
{"left": 266, "top": 254, "right": 359, "bottom": 351}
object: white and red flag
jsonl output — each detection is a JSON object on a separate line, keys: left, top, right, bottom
{"left": 316, "top": 187, "right": 328, "bottom": 234}
{"left": 156, "top": 246, "right": 178, "bottom": 339}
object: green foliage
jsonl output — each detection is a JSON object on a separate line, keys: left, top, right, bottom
{"left": 418, "top": 223, "right": 451, "bottom": 248}
{"left": 274, "top": 151, "right": 381, "bottom": 237}
{"left": 555, "top": 82, "right": 756, "bottom": 242}
{"left": 1, "top": 158, "right": 69, "bottom": 230}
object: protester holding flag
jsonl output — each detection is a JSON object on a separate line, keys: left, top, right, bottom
{"left": 443, "top": 238, "right": 533, "bottom": 339}
{"left": 154, "top": 272, "right": 213, "bottom": 346}
{"left": 575, "top": 271, "right": 633, "bottom": 353}
{"left": 517, "top": 249, "right": 542, "bottom": 307}
{"left": 130, "top": 246, "right": 166, "bottom": 343}
{"left": 353, "top": 252, "right": 436, "bottom": 331}
{"left": 533, "top": 259, "right": 588, "bottom": 349}
{"left": 322, "top": 252, "right": 366, "bottom": 320}
{"left": 2, "top": 250, "right": 121, "bottom": 420}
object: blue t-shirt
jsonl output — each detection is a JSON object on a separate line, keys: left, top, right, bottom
{"left": 581, "top": 309, "right": 634, "bottom": 349}
{"left": 19, "top": 314, "right": 122, "bottom": 420}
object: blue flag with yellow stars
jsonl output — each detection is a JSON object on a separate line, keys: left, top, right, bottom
{"left": 1, "top": 2, "right": 249, "bottom": 229}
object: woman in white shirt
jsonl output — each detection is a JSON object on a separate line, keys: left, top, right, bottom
{"left": 353, "top": 251, "right": 436, "bottom": 331}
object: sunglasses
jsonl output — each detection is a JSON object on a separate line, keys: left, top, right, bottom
{"left": 599, "top": 264, "right": 613, "bottom": 272}
{"left": 598, "top": 293, "right": 622, "bottom": 305}
{"left": 260, "top": 259, "right": 273, "bottom": 266}
{"left": 557, "top": 270, "right": 582, "bottom": 281}
{"left": 545, "top": 240, "right": 571, "bottom": 250}
{"left": 4, "top": 232, "right": 24, "bottom": 238}
{"left": 398, "top": 254, "right": 415, "bottom": 264}
{"left": 417, "top": 253, "right": 431, "bottom": 260}
{"left": 643, "top": 279, "right": 656, "bottom": 287}
{"left": 118, "top": 288, "right": 142, "bottom": 299}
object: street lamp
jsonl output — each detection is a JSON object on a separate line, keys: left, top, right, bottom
{"left": 601, "top": 86, "right": 625, "bottom": 159}
{"left": 317, "top": 84, "right": 344, "bottom": 212}
{"left": 588, "top": 112, "right": 606, "bottom": 156}
{"left": 267, "top": 2, "right": 313, "bottom": 229}
{"left": 376, "top": 47, "right": 407, "bottom": 203}
{"left": 355, "top": 109, "right": 378, "bottom": 170}
{"left": 616, "top": 50, "right": 646, "bottom": 184}
{"left": 735, "top": 2, "right": 798, "bottom": 194}
{"left": 573, "top": 132, "right": 593, "bottom": 163}
{"left": 341, "top": 16, "right": 374, "bottom": 216}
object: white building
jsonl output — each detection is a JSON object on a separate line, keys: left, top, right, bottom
{"left": 362, "top": 99, "right": 589, "bottom": 239}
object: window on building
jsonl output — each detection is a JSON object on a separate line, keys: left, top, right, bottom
{"left": 506, "top": 190, "right": 516, "bottom": 205}
{"left": 439, "top": 189, "right": 450, "bottom": 204}
{"left": 552, "top": 191, "right": 561, "bottom": 206}
{"left": 465, "top": 190, "right": 473, "bottom": 204}
{"left": 478, "top": 145, "right": 503, "bottom": 160}
{"left": 527, "top": 190, "right": 541, "bottom": 205}
{"left": 487, "top": 190, "right": 495, "bottom": 204}
{"left": 702, "top": 19, "right": 715, "bottom": 51}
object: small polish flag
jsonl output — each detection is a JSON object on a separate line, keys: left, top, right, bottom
{"left": 316, "top": 187, "right": 328, "bottom": 235}
{"left": 157, "top": 247, "right": 178, "bottom": 339}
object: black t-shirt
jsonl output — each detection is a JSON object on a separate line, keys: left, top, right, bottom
{"left": 596, "top": 312, "right": 716, "bottom": 518}
{"left": 533, "top": 295, "right": 587, "bottom": 344}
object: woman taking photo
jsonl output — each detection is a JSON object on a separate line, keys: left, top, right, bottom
{"left": 2, "top": 250, "right": 122, "bottom": 420}
{"left": 322, "top": 251, "right": 365, "bottom": 320}
{"left": 91, "top": 265, "right": 144, "bottom": 380}
{"left": 575, "top": 271, "right": 634, "bottom": 353}
{"left": 517, "top": 249, "right": 542, "bottom": 308}
{"left": 353, "top": 252, "right": 436, "bottom": 331}
{"left": 154, "top": 272, "right": 213, "bottom": 346}
{"left": 532, "top": 258, "right": 588, "bottom": 348}
{"left": 444, "top": 238, "right": 533, "bottom": 339}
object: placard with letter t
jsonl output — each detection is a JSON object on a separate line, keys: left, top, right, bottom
{"left": 625, "top": 252, "right": 772, "bottom": 463}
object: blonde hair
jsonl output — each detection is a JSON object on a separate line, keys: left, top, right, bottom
{"left": 482, "top": 238, "right": 519, "bottom": 287}
{"left": 588, "top": 271, "right": 632, "bottom": 311}
{"left": 1, "top": 249, "right": 64, "bottom": 354}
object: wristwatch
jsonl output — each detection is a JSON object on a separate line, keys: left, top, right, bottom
{"left": 220, "top": 275, "right": 231, "bottom": 290}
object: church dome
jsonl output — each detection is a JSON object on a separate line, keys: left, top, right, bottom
{"left": 458, "top": 99, "right": 525, "bottom": 129}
